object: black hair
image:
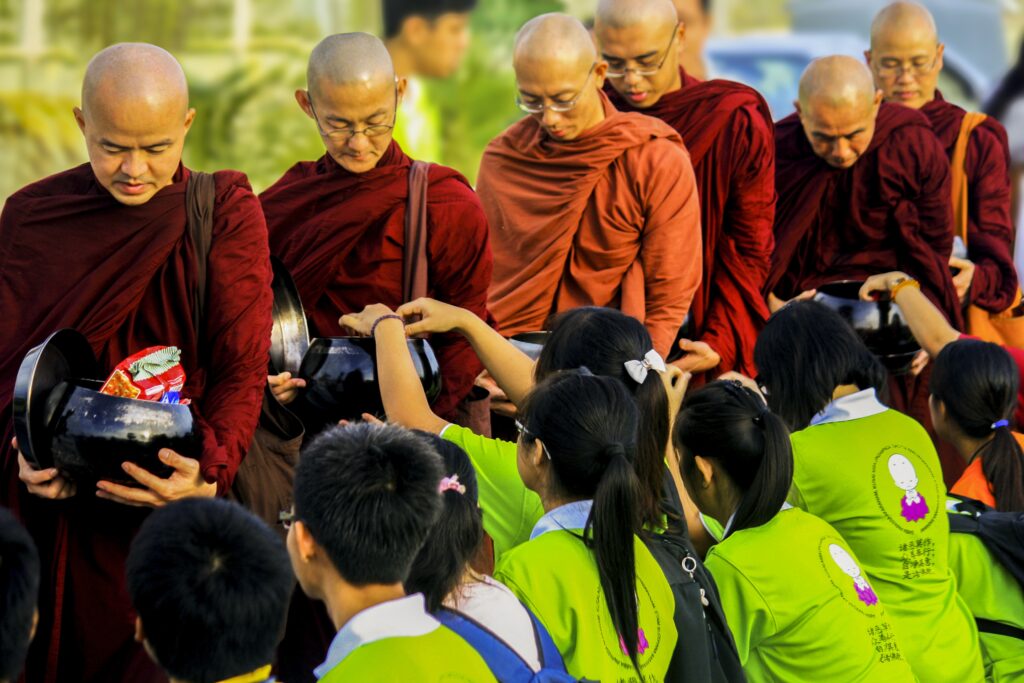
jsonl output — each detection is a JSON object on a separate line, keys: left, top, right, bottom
{"left": 537, "top": 307, "right": 668, "bottom": 529}
{"left": 405, "top": 432, "right": 483, "bottom": 612}
{"left": 0, "top": 507, "right": 39, "bottom": 683}
{"left": 754, "top": 301, "right": 888, "bottom": 431}
{"left": 932, "top": 339, "right": 1024, "bottom": 511}
{"left": 294, "top": 423, "right": 443, "bottom": 585}
{"left": 382, "top": 0, "right": 478, "bottom": 39}
{"left": 673, "top": 381, "right": 794, "bottom": 536}
{"left": 124, "top": 498, "right": 293, "bottom": 683}
{"left": 520, "top": 372, "right": 645, "bottom": 672}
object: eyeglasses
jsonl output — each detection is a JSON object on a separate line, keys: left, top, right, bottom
{"left": 308, "top": 83, "right": 398, "bottom": 142}
{"left": 606, "top": 23, "right": 680, "bottom": 79}
{"left": 278, "top": 508, "right": 296, "bottom": 531}
{"left": 875, "top": 55, "right": 939, "bottom": 78}
{"left": 516, "top": 63, "right": 597, "bottom": 114}
{"left": 515, "top": 419, "right": 553, "bottom": 460}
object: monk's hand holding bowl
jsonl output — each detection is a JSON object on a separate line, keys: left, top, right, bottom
{"left": 95, "top": 449, "right": 216, "bottom": 508}
{"left": 269, "top": 371, "right": 306, "bottom": 405}
{"left": 339, "top": 304, "right": 400, "bottom": 337}
{"left": 767, "top": 289, "right": 817, "bottom": 314}
{"left": 949, "top": 256, "right": 975, "bottom": 304}
{"left": 15, "top": 438, "right": 77, "bottom": 500}
{"left": 672, "top": 339, "right": 721, "bottom": 373}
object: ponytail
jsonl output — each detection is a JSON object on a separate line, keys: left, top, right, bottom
{"left": 932, "top": 340, "right": 1024, "bottom": 511}
{"left": 673, "top": 381, "right": 794, "bottom": 536}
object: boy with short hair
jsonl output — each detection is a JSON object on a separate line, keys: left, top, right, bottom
{"left": 0, "top": 507, "right": 39, "bottom": 683}
{"left": 125, "top": 498, "right": 293, "bottom": 683}
{"left": 287, "top": 424, "right": 497, "bottom": 682}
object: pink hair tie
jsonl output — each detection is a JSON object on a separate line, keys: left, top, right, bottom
{"left": 439, "top": 475, "right": 466, "bottom": 495}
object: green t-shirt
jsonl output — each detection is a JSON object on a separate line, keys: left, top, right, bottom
{"left": 706, "top": 507, "right": 915, "bottom": 683}
{"left": 442, "top": 425, "right": 545, "bottom": 558}
{"left": 948, "top": 518, "right": 1024, "bottom": 682}
{"left": 319, "top": 625, "right": 497, "bottom": 682}
{"left": 494, "top": 520, "right": 677, "bottom": 682}
{"left": 789, "top": 406, "right": 984, "bottom": 682}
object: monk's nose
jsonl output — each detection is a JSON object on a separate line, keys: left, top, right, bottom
{"left": 623, "top": 70, "right": 642, "bottom": 87}
{"left": 541, "top": 108, "right": 562, "bottom": 128}
{"left": 121, "top": 152, "right": 147, "bottom": 180}
{"left": 346, "top": 132, "right": 371, "bottom": 153}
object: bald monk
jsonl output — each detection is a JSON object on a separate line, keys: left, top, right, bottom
{"left": 479, "top": 13, "right": 701, "bottom": 356}
{"left": 867, "top": 1, "right": 1018, "bottom": 313}
{"left": 261, "top": 33, "right": 492, "bottom": 421}
{"left": 597, "top": 0, "right": 774, "bottom": 377}
{"left": 672, "top": 0, "right": 711, "bottom": 80}
{"left": 0, "top": 44, "right": 271, "bottom": 683}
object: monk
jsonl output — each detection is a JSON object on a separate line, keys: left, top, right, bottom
{"left": 260, "top": 33, "right": 492, "bottom": 423}
{"left": 771, "top": 56, "right": 964, "bottom": 484}
{"left": 597, "top": 0, "right": 774, "bottom": 377}
{"left": 867, "top": 1, "right": 1018, "bottom": 313}
{"left": 478, "top": 13, "right": 701, "bottom": 357}
{"left": 0, "top": 44, "right": 272, "bottom": 683}
{"left": 671, "top": 0, "right": 712, "bottom": 80}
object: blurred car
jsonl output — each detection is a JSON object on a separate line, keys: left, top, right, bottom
{"left": 706, "top": 32, "right": 991, "bottom": 121}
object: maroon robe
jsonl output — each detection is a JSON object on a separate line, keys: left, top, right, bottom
{"left": 922, "top": 92, "right": 1018, "bottom": 311}
{"left": 260, "top": 141, "right": 492, "bottom": 419}
{"left": 0, "top": 163, "right": 272, "bottom": 683}
{"left": 606, "top": 69, "right": 775, "bottom": 375}
{"left": 770, "top": 102, "right": 962, "bottom": 327}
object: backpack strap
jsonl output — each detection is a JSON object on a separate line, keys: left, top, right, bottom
{"left": 976, "top": 617, "right": 1024, "bottom": 641}
{"left": 436, "top": 607, "right": 535, "bottom": 683}
{"left": 185, "top": 171, "right": 217, "bottom": 337}
{"left": 403, "top": 161, "right": 431, "bottom": 304}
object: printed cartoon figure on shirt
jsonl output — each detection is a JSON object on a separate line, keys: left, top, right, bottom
{"left": 830, "top": 543, "right": 879, "bottom": 606}
{"left": 888, "top": 454, "right": 929, "bottom": 522}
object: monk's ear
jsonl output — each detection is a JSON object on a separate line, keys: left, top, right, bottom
{"left": 863, "top": 50, "right": 872, "bottom": 68}
{"left": 935, "top": 43, "right": 945, "bottom": 71}
{"left": 396, "top": 77, "right": 408, "bottom": 106}
{"left": 872, "top": 89, "right": 883, "bottom": 111}
{"left": 295, "top": 89, "right": 314, "bottom": 119}
{"left": 593, "top": 61, "right": 609, "bottom": 89}
{"left": 73, "top": 106, "right": 86, "bottom": 134}
{"left": 793, "top": 100, "right": 803, "bottom": 118}
{"left": 182, "top": 107, "right": 196, "bottom": 134}
{"left": 134, "top": 616, "right": 145, "bottom": 644}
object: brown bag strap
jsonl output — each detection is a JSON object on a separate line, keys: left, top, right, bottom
{"left": 950, "top": 112, "right": 988, "bottom": 246}
{"left": 403, "top": 161, "right": 431, "bottom": 304}
{"left": 186, "top": 171, "right": 217, "bottom": 335}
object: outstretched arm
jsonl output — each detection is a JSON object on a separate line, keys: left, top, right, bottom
{"left": 860, "top": 272, "right": 960, "bottom": 358}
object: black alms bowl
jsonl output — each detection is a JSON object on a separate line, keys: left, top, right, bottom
{"left": 509, "top": 331, "right": 550, "bottom": 361}
{"left": 293, "top": 336, "right": 442, "bottom": 430}
{"left": 13, "top": 329, "right": 199, "bottom": 484}
{"left": 813, "top": 281, "right": 921, "bottom": 375}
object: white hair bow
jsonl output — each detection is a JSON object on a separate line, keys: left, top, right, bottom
{"left": 623, "top": 349, "right": 667, "bottom": 384}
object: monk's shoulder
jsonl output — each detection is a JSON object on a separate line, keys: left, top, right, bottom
{"left": 424, "top": 163, "right": 474, "bottom": 200}
{"left": 7, "top": 163, "right": 96, "bottom": 204}
{"left": 973, "top": 114, "right": 1010, "bottom": 156}
{"left": 207, "top": 169, "right": 258, "bottom": 205}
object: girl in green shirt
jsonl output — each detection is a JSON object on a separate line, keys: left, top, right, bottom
{"left": 673, "top": 380, "right": 916, "bottom": 682}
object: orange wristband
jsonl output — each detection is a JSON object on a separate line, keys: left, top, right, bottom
{"left": 890, "top": 278, "right": 921, "bottom": 299}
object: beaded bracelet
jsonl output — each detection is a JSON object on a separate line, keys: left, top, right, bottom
{"left": 890, "top": 278, "right": 921, "bottom": 300}
{"left": 370, "top": 314, "right": 403, "bottom": 338}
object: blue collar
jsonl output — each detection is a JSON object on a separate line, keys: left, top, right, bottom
{"left": 314, "top": 594, "right": 438, "bottom": 679}
{"left": 809, "top": 388, "right": 888, "bottom": 427}
{"left": 530, "top": 500, "right": 593, "bottom": 540}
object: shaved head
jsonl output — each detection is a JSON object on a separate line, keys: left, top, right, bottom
{"left": 797, "top": 57, "right": 882, "bottom": 169}
{"left": 75, "top": 43, "right": 195, "bottom": 205}
{"left": 307, "top": 32, "right": 395, "bottom": 98}
{"left": 596, "top": 0, "right": 678, "bottom": 31}
{"left": 672, "top": 0, "right": 711, "bottom": 79}
{"left": 514, "top": 13, "right": 597, "bottom": 73}
{"left": 866, "top": 2, "right": 943, "bottom": 109}
{"left": 594, "top": 0, "right": 683, "bottom": 108}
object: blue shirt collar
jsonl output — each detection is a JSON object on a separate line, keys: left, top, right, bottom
{"left": 809, "top": 388, "right": 888, "bottom": 427}
{"left": 314, "top": 593, "right": 438, "bottom": 679}
{"left": 530, "top": 500, "right": 593, "bottom": 540}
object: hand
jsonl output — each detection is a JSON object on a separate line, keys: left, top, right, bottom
{"left": 95, "top": 449, "right": 216, "bottom": 508}
{"left": 909, "top": 349, "right": 930, "bottom": 377}
{"left": 397, "top": 298, "right": 470, "bottom": 337}
{"left": 339, "top": 413, "right": 385, "bottom": 426}
{"left": 768, "top": 289, "right": 816, "bottom": 314}
{"left": 672, "top": 339, "right": 721, "bottom": 374}
{"left": 339, "top": 304, "right": 398, "bottom": 337}
{"left": 718, "top": 372, "right": 767, "bottom": 403}
{"left": 949, "top": 256, "right": 975, "bottom": 303}
{"left": 661, "top": 365, "right": 692, "bottom": 420}
{"left": 475, "top": 371, "right": 517, "bottom": 418}
{"left": 268, "top": 371, "right": 305, "bottom": 405}
{"left": 859, "top": 272, "right": 911, "bottom": 301}
{"left": 16, "top": 439, "right": 76, "bottom": 499}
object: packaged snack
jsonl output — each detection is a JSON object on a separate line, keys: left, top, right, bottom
{"left": 100, "top": 346, "right": 186, "bottom": 402}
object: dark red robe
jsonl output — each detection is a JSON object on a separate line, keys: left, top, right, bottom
{"left": 260, "top": 141, "right": 492, "bottom": 419}
{"left": 770, "top": 102, "right": 962, "bottom": 327}
{"left": 606, "top": 69, "right": 775, "bottom": 375}
{"left": 0, "top": 164, "right": 272, "bottom": 683}
{"left": 922, "top": 92, "right": 1018, "bottom": 311}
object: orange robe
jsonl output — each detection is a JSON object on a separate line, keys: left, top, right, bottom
{"left": 477, "top": 92, "right": 702, "bottom": 356}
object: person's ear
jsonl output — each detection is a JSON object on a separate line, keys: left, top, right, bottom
{"left": 182, "top": 107, "right": 197, "bottom": 134}
{"left": 677, "top": 22, "right": 687, "bottom": 49}
{"left": 935, "top": 42, "right": 945, "bottom": 71}
{"left": 793, "top": 100, "right": 803, "bottom": 118}
{"left": 863, "top": 50, "right": 872, "bottom": 68}
{"left": 530, "top": 439, "right": 547, "bottom": 469}
{"left": 295, "top": 520, "right": 318, "bottom": 563}
{"left": 872, "top": 89, "right": 883, "bottom": 111}
{"left": 593, "top": 60, "right": 609, "bottom": 89}
{"left": 396, "top": 77, "right": 408, "bottom": 106}
{"left": 295, "top": 89, "right": 314, "bottom": 119}
{"left": 30, "top": 608, "right": 39, "bottom": 642}
{"left": 73, "top": 106, "right": 86, "bottom": 134}
{"left": 134, "top": 616, "right": 145, "bottom": 644}
{"left": 693, "top": 454, "right": 714, "bottom": 490}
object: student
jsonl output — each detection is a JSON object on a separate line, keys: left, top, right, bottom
{"left": 932, "top": 339, "right": 1024, "bottom": 511}
{"left": 125, "top": 498, "right": 293, "bottom": 683}
{"left": 1, "top": 507, "right": 39, "bottom": 683}
{"left": 493, "top": 372, "right": 677, "bottom": 680}
{"left": 340, "top": 299, "right": 695, "bottom": 559}
{"left": 673, "top": 381, "right": 915, "bottom": 682}
{"left": 405, "top": 434, "right": 545, "bottom": 672}
{"left": 286, "top": 423, "right": 497, "bottom": 682}
{"left": 753, "top": 301, "right": 985, "bottom": 682}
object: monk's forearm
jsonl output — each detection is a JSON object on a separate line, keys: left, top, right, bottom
{"left": 894, "top": 284, "right": 960, "bottom": 357}
{"left": 376, "top": 318, "right": 447, "bottom": 434}
{"left": 457, "top": 314, "right": 535, "bottom": 406}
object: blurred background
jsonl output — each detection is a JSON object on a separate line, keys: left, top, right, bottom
{"left": 1, "top": 0, "right": 1022, "bottom": 201}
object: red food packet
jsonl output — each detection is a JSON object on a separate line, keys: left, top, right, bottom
{"left": 100, "top": 346, "right": 186, "bottom": 402}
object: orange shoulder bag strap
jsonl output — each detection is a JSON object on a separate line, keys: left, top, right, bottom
{"left": 951, "top": 111, "right": 989, "bottom": 246}
{"left": 403, "top": 161, "right": 432, "bottom": 303}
